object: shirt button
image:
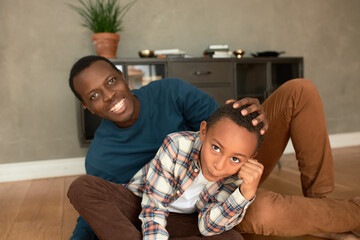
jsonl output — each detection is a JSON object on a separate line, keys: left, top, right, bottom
{"left": 177, "top": 190, "right": 181, "bottom": 194}
{"left": 194, "top": 168, "right": 199, "bottom": 173}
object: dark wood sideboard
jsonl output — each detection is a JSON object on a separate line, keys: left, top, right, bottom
{"left": 78, "top": 57, "right": 303, "bottom": 145}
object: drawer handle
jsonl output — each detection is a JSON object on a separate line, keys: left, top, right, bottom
{"left": 193, "top": 71, "right": 212, "bottom": 76}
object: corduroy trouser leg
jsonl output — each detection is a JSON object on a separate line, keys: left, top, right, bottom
{"left": 68, "top": 175, "right": 243, "bottom": 240}
{"left": 236, "top": 188, "right": 360, "bottom": 236}
{"left": 257, "top": 78, "right": 334, "bottom": 197}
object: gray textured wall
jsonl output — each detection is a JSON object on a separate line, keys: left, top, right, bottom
{"left": 0, "top": 0, "right": 359, "bottom": 164}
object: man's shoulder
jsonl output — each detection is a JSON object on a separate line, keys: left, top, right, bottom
{"left": 135, "top": 78, "right": 193, "bottom": 93}
{"left": 151, "top": 78, "right": 185, "bottom": 85}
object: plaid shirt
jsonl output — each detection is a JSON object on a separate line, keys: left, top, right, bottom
{"left": 125, "top": 131, "right": 253, "bottom": 240}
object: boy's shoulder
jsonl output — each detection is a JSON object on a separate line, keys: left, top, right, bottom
{"left": 165, "top": 131, "right": 201, "bottom": 154}
{"left": 167, "top": 131, "right": 199, "bottom": 140}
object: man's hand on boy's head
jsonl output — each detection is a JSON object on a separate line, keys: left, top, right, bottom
{"left": 237, "top": 159, "right": 264, "bottom": 201}
{"left": 225, "top": 98, "right": 268, "bottom": 135}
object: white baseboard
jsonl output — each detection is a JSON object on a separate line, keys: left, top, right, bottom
{"left": 284, "top": 131, "right": 360, "bottom": 154}
{"left": 1, "top": 132, "right": 359, "bottom": 183}
{"left": 0, "top": 157, "right": 85, "bottom": 183}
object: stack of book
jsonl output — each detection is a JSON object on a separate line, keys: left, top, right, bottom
{"left": 154, "top": 49, "right": 186, "bottom": 58}
{"left": 203, "top": 44, "right": 233, "bottom": 58}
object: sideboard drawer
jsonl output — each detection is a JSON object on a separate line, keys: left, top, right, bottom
{"left": 168, "top": 61, "right": 233, "bottom": 84}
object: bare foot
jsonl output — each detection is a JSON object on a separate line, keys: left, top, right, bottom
{"left": 311, "top": 232, "right": 360, "bottom": 240}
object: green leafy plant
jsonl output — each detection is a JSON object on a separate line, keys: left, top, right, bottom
{"left": 68, "top": 0, "right": 137, "bottom": 33}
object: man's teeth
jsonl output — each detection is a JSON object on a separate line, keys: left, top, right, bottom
{"left": 110, "top": 99, "right": 125, "bottom": 112}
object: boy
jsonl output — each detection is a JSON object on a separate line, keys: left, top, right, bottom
{"left": 69, "top": 104, "right": 264, "bottom": 239}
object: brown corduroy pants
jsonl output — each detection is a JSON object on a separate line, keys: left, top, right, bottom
{"left": 68, "top": 175, "right": 244, "bottom": 240}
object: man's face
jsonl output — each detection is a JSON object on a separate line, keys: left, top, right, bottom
{"left": 73, "top": 60, "right": 139, "bottom": 127}
{"left": 199, "top": 117, "right": 258, "bottom": 182}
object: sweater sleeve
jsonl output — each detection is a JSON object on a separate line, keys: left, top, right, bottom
{"left": 169, "top": 78, "right": 219, "bottom": 130}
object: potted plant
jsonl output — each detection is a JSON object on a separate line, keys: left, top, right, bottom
{"left": 68, "top": 0, "right": 137, "bottom": 59}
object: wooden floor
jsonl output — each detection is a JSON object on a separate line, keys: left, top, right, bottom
{"left": 0, "top": 146, "right": 359, "bottom": 240}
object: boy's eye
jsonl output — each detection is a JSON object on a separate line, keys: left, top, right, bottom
{"left": 230, "top": 157, "right": 240, "bottom": 163}
{"left": 212, "top": 145, "right": 220, "bottom": 152}
{"left": 90, "top": 92, "right": 99, "bottom": 100}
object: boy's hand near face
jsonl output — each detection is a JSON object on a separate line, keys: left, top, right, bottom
{"left": 238, "top": 159, "right": 264, "bottom": 201}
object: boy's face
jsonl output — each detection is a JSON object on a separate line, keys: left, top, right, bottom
{"left": 73, "top": 60, "right": 139, "bottom": 127}
{"left": 199, "top": 117, "right": 258, "bottom": 182}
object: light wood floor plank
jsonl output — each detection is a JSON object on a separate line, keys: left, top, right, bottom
{"left": 6, "top": 177, "right": 64, "bottom": 240}
{"left": 0, "top": 181, "right": 31, "bottom": 240}
{"left": 61, "top": 176, "right": 80, "bottom": 240}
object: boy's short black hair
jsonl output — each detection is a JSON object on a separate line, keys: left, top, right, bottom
{"left": 206, "top": 103, "right": 264, "bottom": 152}
{"left": 69, "top": 55, "right": 119, "bottom": 101}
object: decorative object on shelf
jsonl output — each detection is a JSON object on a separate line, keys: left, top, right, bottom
{"left": 203, "top": 44, "right": 236, "bottom": 58}
{"left": 203, "top": 44, "right": 230, "bottom": 58}
{"left": 154, "top": 49, "right": 186, "bottom": 58}
{"left": 251, "top": 51, "right": 286, "bottom": 57}
{"left": 138, "top": 49, "right": 155, "bottom": 58}
{"left": 233, "top": 49, "right": 245, "bottom": 58}
{"left": 68, "top": 0, "right": 137, "bottom": 59}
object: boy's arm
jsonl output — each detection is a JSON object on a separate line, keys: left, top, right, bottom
{"left": 198, "top": 182, "right": 254, "bottom": 236}
{"left": 139, "top": 135, "right": 179, "bottom": 240}
{"left": 198, "top": 159, "right": 263, "bottom": 236}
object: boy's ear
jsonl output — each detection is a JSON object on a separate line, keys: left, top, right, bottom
{"left": 200, "top": 121, "right": 207, "bottom": 142}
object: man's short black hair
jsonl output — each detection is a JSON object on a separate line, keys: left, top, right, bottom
{"left": 206, "top": 103, "right": 264, "bottom": 152}
{"left": 69, "top": 55, "right": 119, "bottom": 101}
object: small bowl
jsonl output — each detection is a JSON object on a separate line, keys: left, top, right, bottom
{"left": 138, "top": 49, "right": 155, "bottom": 58}
{"left": 233, "top": 49, "right": 245, "bottom": 58}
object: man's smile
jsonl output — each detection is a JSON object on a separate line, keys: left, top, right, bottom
{"left": 109, "top": 98, "right": 126, "bottom": 113}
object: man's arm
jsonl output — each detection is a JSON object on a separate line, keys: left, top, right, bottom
{"left": 176, "top": 79, "right": 268, "bottom": 134}
{"left": 171, "top": 78, "right": 219, "bottom": 130}
{"left": 226, "top": 97, "right": 268, "bottom": 135}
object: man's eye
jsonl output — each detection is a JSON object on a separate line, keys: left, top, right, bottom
{"left": 212, "top": 145, "right": 220, "bottom": 152}
{"left": 230, "top": 157, "right": 240, "bottom": 163}
{"left": 90, "top": 93, "right": 99, "bottom": 100}
{"left": 108, "top": 77, "right": 116, "bottom": 84}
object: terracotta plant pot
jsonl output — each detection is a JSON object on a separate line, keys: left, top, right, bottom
{"left": 92, "top": 33, "right": 120, "bottom": 59}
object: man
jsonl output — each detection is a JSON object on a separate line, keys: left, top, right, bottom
{"left": 68, "top": 55, "right": 360, "bottom": 239}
